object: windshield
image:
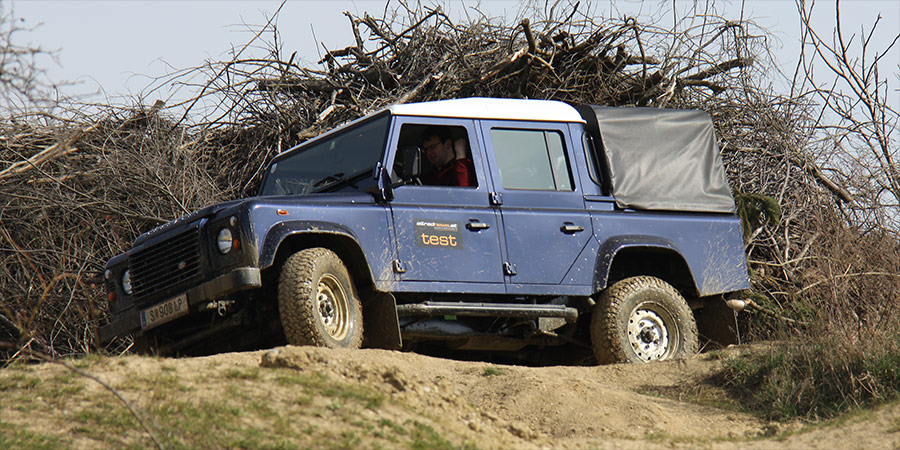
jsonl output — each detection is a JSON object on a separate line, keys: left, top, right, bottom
{"left": 259, "top": 114, "right": 390, "bottom": 196}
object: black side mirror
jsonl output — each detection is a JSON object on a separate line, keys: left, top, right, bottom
{"left": 395, "top": 146, "right": 422, "bottom": 181}
{"left": 375, "top": 163, "right": 394, "bottom": 202}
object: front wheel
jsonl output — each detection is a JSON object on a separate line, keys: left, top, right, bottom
{"left": 590, "top": 276, "right": 698, "bottom": 364}
{"left": 278, "top": 248, "right": 364, "bottom": 348}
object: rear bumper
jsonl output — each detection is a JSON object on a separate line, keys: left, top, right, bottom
{"left": 98, "top": 267, "right": 262, "bottom": 343}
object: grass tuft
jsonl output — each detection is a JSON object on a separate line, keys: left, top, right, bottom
{"left": 0, "top": 422, "right": 63, "bottom": 449}
{"left": 721, "top": 335, "right": 900, "bottom": 421}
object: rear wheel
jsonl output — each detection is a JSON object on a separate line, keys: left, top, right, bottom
{"left": 590, "top": 276, "right": 698, "bottom": 364}
{"left": 278, "top": 248, "right": 363, "bottom": 348}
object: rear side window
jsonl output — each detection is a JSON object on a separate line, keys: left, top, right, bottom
{"left": 583, "top": 132, "right": 603, "bottom": 186}
{"left": 490, "top": 129, "right": 573, "bottom": 191}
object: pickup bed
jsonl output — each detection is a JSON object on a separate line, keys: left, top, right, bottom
{"left": 99, "top": 98, "right": 748, "bottom": 363}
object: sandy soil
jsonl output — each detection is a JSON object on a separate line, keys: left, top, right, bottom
{"left": 257, "top": 346, "right": 766, "bottom": 448}
{"left": 5, "top": 346, "right": 900, "bottom": 449}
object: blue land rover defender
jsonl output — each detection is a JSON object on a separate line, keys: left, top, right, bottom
{"left": 99, "top": 98, "right": 749, "bottom": 363}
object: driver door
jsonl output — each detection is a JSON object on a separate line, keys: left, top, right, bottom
{"left": 385, "top": 116, "right": 505, "bottom": 291}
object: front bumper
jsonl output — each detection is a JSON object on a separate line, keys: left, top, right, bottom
{"left": 98, "top": 267, "right": 262, "bottom": 343}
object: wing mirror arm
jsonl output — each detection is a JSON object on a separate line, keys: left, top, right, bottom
{"left": 376, "top": 162, "right": 394, "bottom": 202}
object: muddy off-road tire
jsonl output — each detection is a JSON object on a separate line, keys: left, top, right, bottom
{"left": 278, "top": 248, "right": 364, "bottom": 348}
{"left": 590, "top": 276, "right": 698, "bottom": 364}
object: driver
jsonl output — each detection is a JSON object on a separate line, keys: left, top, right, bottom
{"left": 420, "top": 126, "right": 476, "bottom": 187}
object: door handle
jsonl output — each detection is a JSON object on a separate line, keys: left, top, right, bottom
{"left": 466, "top": 220, "right": 491, "bottom": 231}
{"left": 560, "top": 223, "right": 585, "bottom": 233}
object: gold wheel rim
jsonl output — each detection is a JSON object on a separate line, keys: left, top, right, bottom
{"left": 316, "top": 274, "right": 351, "bottom": 340}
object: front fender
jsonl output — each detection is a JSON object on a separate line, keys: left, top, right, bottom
{"left": 259, "top": 220, "right": 363, "bottom": 270}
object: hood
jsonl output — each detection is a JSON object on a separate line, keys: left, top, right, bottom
{"left": 133, "top": 199, "right": 245, "bottom": 246}
{"left": 132, "top": 193, "right": 377, "bottom": 246}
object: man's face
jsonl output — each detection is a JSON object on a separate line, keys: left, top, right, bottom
{"left": 423, "top": 136, "right": 453, "bottom": 167}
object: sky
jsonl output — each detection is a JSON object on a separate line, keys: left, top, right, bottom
{"left": 4, "top": 0, "right": 899, "bottom": 112}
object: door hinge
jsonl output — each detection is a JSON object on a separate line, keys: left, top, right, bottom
{"left": 489, "top": 192, "right": 503, "bottom": 206}
{"left": 393, "top": 260, "right": 407, "bottom": 273}
{"left": 503, "top": 262, "right": 517, "bottom": 276}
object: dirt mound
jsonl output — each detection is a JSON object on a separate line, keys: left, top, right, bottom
{"left": 3, "top": 346, "right": 900, "bottom": 448}
{"left": 259, "top": 346, "right": 765, "bottom": 447}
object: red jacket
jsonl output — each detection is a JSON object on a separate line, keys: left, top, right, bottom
{"left": 422, "top": 158, "right": 476, "bottom": 187}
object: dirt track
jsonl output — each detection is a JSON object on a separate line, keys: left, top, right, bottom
{"left": 255, "top": 346, "right": 900, "bottom": 449}
{"left": 257, "top": 346, "right": 766, "bottom": 448}
{"left": 4, "top": 346, "right": 900, "bottom": 448}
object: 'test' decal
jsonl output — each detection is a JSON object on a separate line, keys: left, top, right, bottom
{"left": 414, "top": 220, "right": 463, "bottom": 249}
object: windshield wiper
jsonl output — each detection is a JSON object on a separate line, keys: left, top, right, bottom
{"left": 312, "top": 171, "right": 368, "bottom": 192}
{"left": 312, "top": 172, "right": 345, "bottom": 188}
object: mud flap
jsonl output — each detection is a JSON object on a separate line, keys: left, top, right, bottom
{"left": 694, "top": 296, "right": 741, "bottom": 348}
{"left": 363, "top": 291, "right": 402, "bottom": 350}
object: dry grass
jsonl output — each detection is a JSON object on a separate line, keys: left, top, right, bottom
{"left": 722, "top": 218, "right": 900, "bottom": 421}
{"left": 0, "top": 355, "right": 474, "bottom": 449}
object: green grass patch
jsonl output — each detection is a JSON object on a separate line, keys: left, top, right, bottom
{"left": 298, "top": 371, "right": 385, "bottom": 410}
{"left": 0, "top": 422, "right": 64, "bottom": 449}
{"left": 71, "top": 353, "right": 106, "bottom": 369}
{"left": 274, "top": 371, "right": 308, "bottom": 386}
{"left": 0, "top": 357, "right": 474, "bottom": 449}
{"left": 337, "top": 430, "right": 362, "bottom": 449}
{"left": 0, "top": 371, "right": 41, "bottom": 390}
{"left": 71, "top": 404, "right": 135, "bottom": 430}
{"left": 69, "top": 403, "right": 139, "bottom": 444}
{"left": 118, "top": 368, "right": 190, "bottom": 396}
{"left": 407, "top": 421, "right": 476, "bottom": 450}
{"left": 224, "top": 366, "right": 261, "bottom": 380}
{"left": 225, "top": 428, "right": 299, "bottom": 450}
{"left": 379, "top": 418, "right": 407, "bottom": 435}
{"left": 144, "top": 399, "right": 250, "bottom": 447}
{"left": 293, "top": 392, "right": 314, "bottom": 406}
{"left": 481, "top": 367, "right": 503, "bottom": 377}
{"left": 1, "top": 369, "right": 81, "bottom": 414}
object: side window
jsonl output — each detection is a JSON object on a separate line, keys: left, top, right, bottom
{"left": 490, "top": 128, "right": 573, "bottom": 191}
{"left": 394, "top": 124, "right": 477, "bottom": 188}
{"left": 583, "top": 132, "right": 603, "bottom": 187}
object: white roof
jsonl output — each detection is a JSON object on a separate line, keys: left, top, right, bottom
{"left": 389, "top": 98, "right": 585, "bottom": 123}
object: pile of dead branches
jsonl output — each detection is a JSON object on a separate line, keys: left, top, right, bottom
{"left": 0, "top": 106, "right": 225, "bottom": 356}
{"left": 0, "top": 2, "right": 895, "bottom": 358}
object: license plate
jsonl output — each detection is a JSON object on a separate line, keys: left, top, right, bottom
{"left": 140, "top": 294, "right": 188, "bottom": 330}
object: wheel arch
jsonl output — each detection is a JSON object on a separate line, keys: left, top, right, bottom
{"left": 594, "top": 236, "right": 699, "bottom": 297}
{"left": 261, "top": 221, "right": 376, "bottom": 294}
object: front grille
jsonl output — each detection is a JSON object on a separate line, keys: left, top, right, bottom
{"left": 129, "top": 226, "right": 202, "bottom": 299}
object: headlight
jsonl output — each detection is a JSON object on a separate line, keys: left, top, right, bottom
{"left": 121, "top": 270, "right": 133, "bottom": 295}
{"left": 217, "top": 227, "right": 233, "bottom": 254}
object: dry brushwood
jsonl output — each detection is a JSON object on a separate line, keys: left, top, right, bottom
{"left": 0, "top": 4, "right": 58, "bottom": 112}
{"left": 0, "top": 2, "right": 897, "bottom": 359}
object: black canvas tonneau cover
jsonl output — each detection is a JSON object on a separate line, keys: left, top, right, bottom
{"left": 577, "top": 105, "right": 735, "bottom": 214}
